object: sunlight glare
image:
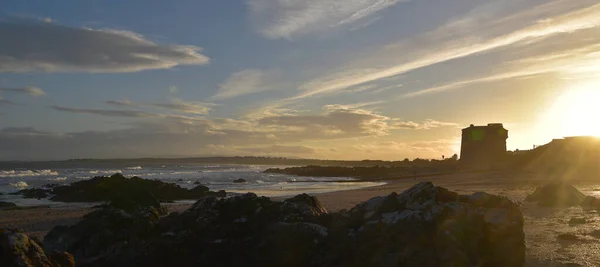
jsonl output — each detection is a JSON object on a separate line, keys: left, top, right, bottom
{"left": 547, "top": 83, "right": 600, "bottom": 137}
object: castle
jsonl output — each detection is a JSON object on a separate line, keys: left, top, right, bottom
{"left": 460, "top": 123, "right": 508, "bottom": 168}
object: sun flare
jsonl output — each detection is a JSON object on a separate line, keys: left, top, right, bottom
{"left": 547, "top": 83, "right": 600, "bottom": 138}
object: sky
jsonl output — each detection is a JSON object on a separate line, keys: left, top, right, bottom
{"left": 1, "top": 0, "right": 600, "bottom": 161}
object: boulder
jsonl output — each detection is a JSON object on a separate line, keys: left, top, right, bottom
{"left": 44, "top": 193, "right": 165, "bottom": 262}
{"left": 337, "top": 182, "right": 524, "bottom": 267}
{"left": 1, "top": 228, "right": 74, "bottom": 267}
{"left": 525, "top": 182, "right": 586, "bottom": 206}
{"left": 42, "top": 182, "right": 525, "bottom": 267}
{"left": 17, "top": 188, "right": 52, "bottom": 199}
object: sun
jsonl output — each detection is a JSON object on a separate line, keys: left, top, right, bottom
{"left": 547, "top": 83, "right": 600, "bottom": 138}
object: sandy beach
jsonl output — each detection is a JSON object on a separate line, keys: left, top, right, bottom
{"left": 2, "top": 171, "right": 599, "bottom": 266}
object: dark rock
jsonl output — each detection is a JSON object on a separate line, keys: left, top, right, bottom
{"left": 42, "top": 182, "right": 525, "bottom": 267}
{"left": 588, "top": 229, "right": 600, "bottom": 238}
{"left": 177, "top": 179, "right": 184, "bottom": 182}
{"left": 569, "top": 217, "right": 587, "bottom": 225}
{"left": 0, "top": 201, "right": 17, "bottom": 208}
{"left": 557, "top": 233, "right": 580, "bottom": 241}
{"left": 44, "top": 193, "right": 165, "bottom": 262}
{"left": 189, "top": 184, "right": 209, "bottom": 194}
{"left": 193, "top": 181, "right": 202, "bottom": 185}
{"left": 232, "top": 178, "right": 247, "bottom": 183}
{"left": 525, "top": 182, "right": 585, "bottom": 206}
{"left": 18, "top": 188, "right": 52, "bottom": 199}
{"left": 282, "top": 193, "right": 328, "bottom": 218}
{"left": 1, "top": 228, "right": 74, "bottom": 267}
{"left": 41, "top": 173, "right": 224, "bottom": 203}
{"left": 216, "top": 190, "right": 227, "bottom": 198}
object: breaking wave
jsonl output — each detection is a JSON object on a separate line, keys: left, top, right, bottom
{"left": 47, "top": 177, "right": 68, "bottom": 181}
{"left": 0, "top": 170, "right": 59, "bottom": 178}
{"left": 126, "top": 166, "right": 143, "bottom": 170}
{"left": 88, "top": 170, "right": 123, "bottom": 174}
{"left": 9, "top": 181, "right": 28, "bottom": 189}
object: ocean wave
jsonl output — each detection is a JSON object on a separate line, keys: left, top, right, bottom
{"left": 47, "top": 177, "right": 67, "bottom": 181}
{"left": 89, "top": 170, "right": 122, "bottom": 174}
{"left": 126, "top": 166, "right": 143, "bottom": 170}
{"left": 0, "top": 169, "right": 59, "bottom": 178}
{"left": 9, "top": 181, "right": 28, "bottom": 189}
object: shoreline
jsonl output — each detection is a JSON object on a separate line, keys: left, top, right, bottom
{"left": 0, "top": 171, "right": 539, "bottom": 237}
{"left": 3, "top": 172, "right": 600, "bottom": 266}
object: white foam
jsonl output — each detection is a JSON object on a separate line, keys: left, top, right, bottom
{"left": 9, "top": 181, "right": 28, "bottom": 189}
{"left": 89, "top": 170, "right": 122, "bottom": 174}
{"left": 0, "top": 169, "right": 59, "bottom": 178}
{"left": 126, "top": 166, "right": 143, "bottom": 170}
{"left": 46, "top": 177, "right": 67, "bottom": 181}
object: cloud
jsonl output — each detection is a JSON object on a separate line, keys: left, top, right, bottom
{"left": 211, "top": 69, "right": 281, "bottom": 100}
{"left": 50, "top": 105, "right": 157, "bottom": 118}
{"left": 168, "top": 86, "right": 179, "bottom": 94}
{"left": 105, "top": 98, "right": 211, "bottom": 115}
{"left": 391, "top": 119, "right": 458, "bottom": 130}
{"left": 0, "top": 97, "right": 18, "bottom": 105}
{"left": 258, "top": 105, "right": 391, "bottom": 137}
{"left": 238, "top": 145, "right": 317, "bottom": 154}
{"left": 352, "top": 139, "right": 458, "bottom": 157}
{"left": 248, "top": 0, "right": 407, "bottom": 39}
{"left": 0, "top": 86, "right": 46, "bottom": 96}
{"left": 294, "top": 1, "right": 600, "bottom": 99}
{"left": 0, "top": 18, "right": 209, "bottom": 73}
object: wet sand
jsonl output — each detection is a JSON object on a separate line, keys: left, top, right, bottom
{"left": 2, "top": 171, "right": 599, "bottom": 266}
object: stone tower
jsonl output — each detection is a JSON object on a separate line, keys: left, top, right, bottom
{"left": 460, "top": 123, "right": 508, "bottom": 168}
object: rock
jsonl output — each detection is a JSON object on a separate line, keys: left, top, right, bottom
{"left": 525, "top": 182, "right": 585, "bottom": 207}
{"left": 215, "top": 190, "right": 227, "bottom": 198}
{"left": 1, "top": 228, "right": 74, "bottom": 267}
{"left": 41, "top": 182, "right": 525, "bottom": 267}
{"left": 232, "top": 178, "right": 247, "bottom": 183}
{"left": 339, "top": 183, "right": 524, "bottom": 267}
{"left": 0, "top": 201, "right": 17, "bottom": 208}
{"left": 281, "top": 193, "right": 328, "bottom": 222}
{"left": 18, "top": 188, "right": 52, "bottom": 199}
{"left": 17, "top": 173, "right": 227, "bottom": 203}
{"left": 588, "top": 229, "right": 600, "bottom": 238}
{"left": 557, "top": 233, "right": 580, "bottom": 241}
{"left": 569, "top": 217, "right": 587, "bottom": 225}
{"left": 44, "top": 193, "right": 165, "bottom": 262}
{"left": 193, "top": 181, "right": 202, "bottom": 185}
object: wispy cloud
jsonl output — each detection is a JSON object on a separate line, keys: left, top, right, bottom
{"left": 211, "top": 69, "right": 281, "bottom": 100}
{"left": 248, "top": 0, "right": 407, "bottom": 39}
{"left": 0, "top": 18, "right": 209, "bottom": 73}
{"left": 0, "top": 86, "right": 46, "bottom": 96}
{"left": 50, "top": 106, "right": 157, "bottom": 118}
{"left": 105, "top": 98, "right": 212, "bottom": 115}
{"left": 392, "top": 119, "right": 458, "bottom": 130}
{"left": 294, "top": 1, "right": 600, "bottom": 99}
{"left": 0, "top": 97, "right": 18, "bottom": 105}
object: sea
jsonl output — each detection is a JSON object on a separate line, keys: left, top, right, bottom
{"left": 0, "top": 163, "right": 384, "bottom": 206}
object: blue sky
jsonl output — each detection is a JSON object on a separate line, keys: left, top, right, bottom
{"left": 1, "top": 0, "right": 600, "bottom": 160}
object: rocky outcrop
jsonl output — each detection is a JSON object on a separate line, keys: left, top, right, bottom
{"left": 525, "top": 182, "right": 586, "bottom": 206}
{"left": 232, "top": 178, "right": 247, "bottom": 183}
{"left": 17, "top": 173, "right": 226, "bottom": 202}
{"left": 43, "top": 182, "right": 525, "bottom": 267}
{"left": 43, "top": 191, "right": 167, "bottom": 263}
{"left": 14, "top": 188, "right": 52, "bottom": 199}
{"left": 1, "top": 229, "right": 74, "bottom": 267}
